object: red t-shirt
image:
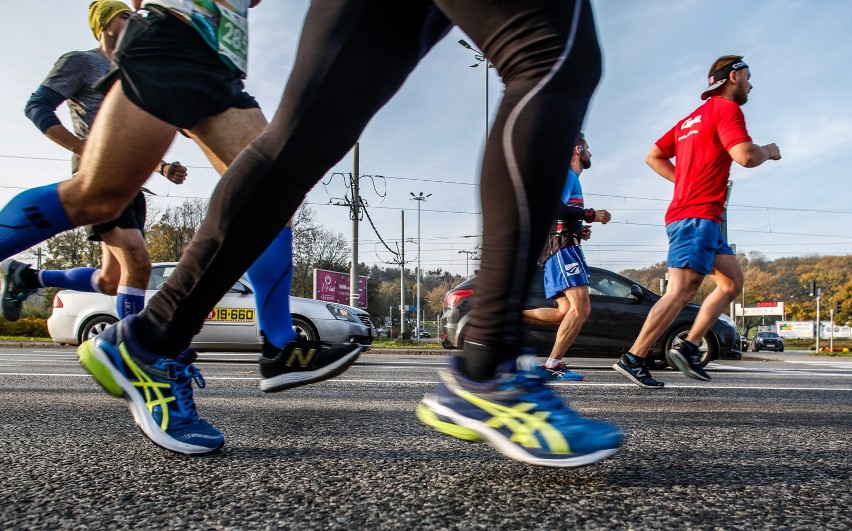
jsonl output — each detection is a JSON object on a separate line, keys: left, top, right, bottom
{"left": 656, "top": 97, "right": 752, "bottom": 224}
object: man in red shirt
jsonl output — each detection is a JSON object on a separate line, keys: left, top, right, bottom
{"left": 613, "top": 55, "right": 781, "bottom": 388}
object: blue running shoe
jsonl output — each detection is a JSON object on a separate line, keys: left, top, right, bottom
{"left": 416, "top": 355, "right": 623, "bottom": 467}
{"left": 541, "top": 360, "right": 584, "bottom": 381}
{"left": 77, "top": 316, "right": 224, "bottom": 455}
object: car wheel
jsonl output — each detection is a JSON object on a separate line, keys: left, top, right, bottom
{"left": 292, "top": 317, "right": 319, "bottom": 342}
{"left": 663, "top": 324, "right": 716, "bottom": 368}
{"left": 647, "top": 354, "right": 669, "bottom": 370}
{"left": 778, "top": 346, "right": 784, "bottom": 352}
{"left": 79, "top": 315, "right": 118, "bottom": 343}
{"left": 754, "top": 345, "right": 760, "bottom": 352}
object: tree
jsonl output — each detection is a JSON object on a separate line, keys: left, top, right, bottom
{"left": 290, "top": 205, "right": 350, "bottom": 298}
{"left": 145, "top": 198, "right": 208, "bottom": 262}
{"left": 616, "top": 254, "right": 852, "bottom": 330}
{"left": 42, "top": 227, "right": 101, "bottom": 270}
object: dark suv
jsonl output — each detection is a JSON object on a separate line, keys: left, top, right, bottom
{"left": 753, "top": 331, "right": 784, "bottom": 352}
{"left": 439, "top": 267, "right": 742, "bottom": 368}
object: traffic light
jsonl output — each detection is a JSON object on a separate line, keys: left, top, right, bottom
{"left": 808, "top": 280, "right": 816, "bottom": 297}
{"left": 835, "top": 300, "right": 841, "bottom": 314}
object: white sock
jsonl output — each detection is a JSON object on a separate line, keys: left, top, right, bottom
{"left": 544, "top": 357, "right": 563, "bottom": 368}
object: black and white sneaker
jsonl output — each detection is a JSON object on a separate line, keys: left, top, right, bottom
{"left": 258, "top": 338, "right": 362, "bottom": 393}
{"left": 666, "top": 341, "right": 711, "bottom": 381}
{"left": 613, "top": 354, "right": 664, "bottom": 389}
{"left": 1, "top": 259, "right": 37, "bottom": 322}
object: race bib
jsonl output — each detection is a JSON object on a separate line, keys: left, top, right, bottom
{"left": 216, "top": 3, "right": 249, "bottom": 75}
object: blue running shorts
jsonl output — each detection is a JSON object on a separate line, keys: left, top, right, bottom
{"left": 542, "top": 245, "right": 590, "bottom": 299}
{"left": 666, "top": 218, "right": 734, "bottom": 275}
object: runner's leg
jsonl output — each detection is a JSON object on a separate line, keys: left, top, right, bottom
{"left": 139, "top": 1, "right": 443, "bottom": 354}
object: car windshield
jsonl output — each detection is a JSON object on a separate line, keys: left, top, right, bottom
{"left": 589, "top": 273, "right": 634, "bottom": 298}
{"left": 758, "top": 332, "right": 780, "bottom": 338}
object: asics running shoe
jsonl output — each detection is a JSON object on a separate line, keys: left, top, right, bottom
{"left": 541, "top": 360, "right": 584, "bottom": 381}
{"left": 613, "top": 354, "right": 664, "bottom": 389}
{"left": 258, "top": 338, "right": 362, "bottom": 393}
{"left": 77, "top": 316, "right": 224, "bottom": 455}
{"left": 666, "top": 341, "right": 711, "bottom": 381}
{"left": 1, "top": 259, "right": 37, "bottom": 322}
{"left": 417, "top": 355, "right": 623, "bottom": 467}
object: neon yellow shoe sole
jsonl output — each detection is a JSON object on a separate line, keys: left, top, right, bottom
{"left": 77, "top": 339, "right": 123, "bottom": 397}
{"left": 416, "top": 401, "right": 482, "bottom": 443}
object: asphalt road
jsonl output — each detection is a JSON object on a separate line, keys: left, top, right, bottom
{"left": 1, "top": 348, "right": 850, "bottom": 530}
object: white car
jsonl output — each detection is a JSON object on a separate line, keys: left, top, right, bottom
{"left": 47, "top": 262, "right": 377, "bottom": 351}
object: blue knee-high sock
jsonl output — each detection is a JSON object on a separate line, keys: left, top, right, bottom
{"left": 0, "top": 184, "right": 74, "bottom": 259}
{"left": 39, "top": 267, "right": 100, "bottom": 292}
{"left": 247, "top": 226, "right": 296, "bottom": 349}
{"left": 116, "top": 286, "right": 145, "bottom": 318}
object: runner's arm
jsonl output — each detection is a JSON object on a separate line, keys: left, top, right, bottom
{"left": 553, "top": 204, "right": 600, "bottom": 223}
{"left": 24, "top": 85, "right": 85, "bottom": 156}
{"left": 728, "top": 141, "right": 781, "bottom": 168}
{"left": 645, "top": 144, "right": 675, "bottom": 183}
{"left": 160, "top": 161, "right": 188, "bottom": 184}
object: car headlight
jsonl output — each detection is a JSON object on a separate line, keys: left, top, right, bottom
{"left": 326, "top": 304, "right": 358, "bottom": 322}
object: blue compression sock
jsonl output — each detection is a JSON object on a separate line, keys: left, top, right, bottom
{"left": 0, "top": 184, "right": 74, "bottom": 259}
{"left": 116, "top": 286, "right": 145, "bottom": 318}
{"left": 247, "top": 226, "right": 296, "bottom": 348}
{"left": 39, "top": 267, "right": 100, "bottom": 292}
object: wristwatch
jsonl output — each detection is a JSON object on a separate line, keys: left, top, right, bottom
{"left": 158, "top": 161, "right": 168, "bottom": 175}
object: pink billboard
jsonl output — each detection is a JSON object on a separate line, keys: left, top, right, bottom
{"left": 313, "top": 268, "right": 368, "bottom": 308}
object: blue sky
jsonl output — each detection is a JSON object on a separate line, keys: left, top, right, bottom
{"left": 1, "top": 1, "right": 850, "bottom": 278}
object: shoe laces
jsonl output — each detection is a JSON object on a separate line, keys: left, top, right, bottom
{"left": 163, "top": 359, "right": 206, "bottom": 419}
{"left": 509, "top": 370, "right": 581, "bottom": 425}
{"left": 677, "top": 342, "right": 702, "bottom": 363}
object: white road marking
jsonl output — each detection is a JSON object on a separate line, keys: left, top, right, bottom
{"left": 783, "top": 360, "right": 852, "bottom": 369}
{"left": 1, "top": 372, "right": 851, "bottom": 392}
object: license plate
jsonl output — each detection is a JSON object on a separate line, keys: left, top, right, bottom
{"left": 206, "top": 307, "right": 255, "bottom": 322}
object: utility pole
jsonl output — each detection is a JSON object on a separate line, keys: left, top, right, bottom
{"left": 410, "top": 192, "right": 430, "bottom": 342}
{"left": 458, "top": 249, "right": 477, "bottom": 278}
{"left": 399, "top": 210, "right": 406, "bottom": 340}
{"left": 349, "top": 143, "right": 360, "bottom": 309}
{"left": 816, "top": 288, "right": 821, "bottom": 352}
{"left": 830, "top": 308, "right": 835, "bottom": 352}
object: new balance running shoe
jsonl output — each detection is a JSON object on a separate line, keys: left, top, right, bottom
{"left": 77, "top": 316, "right": 224, "bottom": 455}
{"left": 416, "top": 355, "right": 623, "bottom": 467}
{"left": 1, "top": 259, "right": 37, "bottom": 322}
{"left": 613, "top": 354, "right": 665, "bottom": 389}
{"left": 666, "top": 340, "right": 711, "bottom": 381}
{"left": 541, "top": 360, "right": 584, "bottom": 381}
{"left": 258, "top": 337, "right": 362, "bottom": 393}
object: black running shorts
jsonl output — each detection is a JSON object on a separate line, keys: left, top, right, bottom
{"left": 87, "top": 190, "right": 146, "bottom": 241}
{"left": 97, "top": 5, "right": 259, "bottom": 129}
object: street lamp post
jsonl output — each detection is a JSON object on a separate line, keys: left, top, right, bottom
{"left": 410, "top": 192, "right": 431, "bottom": 342}
{"left": 458, "top": 39, "right": 491, "bottom": 144}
